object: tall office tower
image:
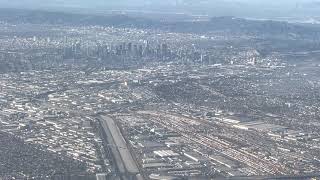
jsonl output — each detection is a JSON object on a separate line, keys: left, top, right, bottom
{"left": 143, "top": 41, "right": 150, "bottom": 56}
{"left": 203, "top": 55, "right": 210, "bottom": 65}
{"left": 109, "top": 44, "right": 115, "bottom": 54}
{"left": 75, "top": 41, "right": 81, "bottom": 56}
{"left": 116, "top": 45, "right": 121, "bottom": 56}
{"left": 133, "top": 44, "right": 138, "bottom": 57}
{"left": 97, "top": 43, "right": 103, "bottom": 58}
{"left": 63, "top": 36, "right": 67, "bottom": 57}
{"left": 127, "top": 42, "right": 132, "bottom": 55}
{"left": 119, "top": 44, "right": 124, "bottom": 55}
{"left": 71, "top": 42, "right": 76, "bottom": 57}
{"left": 161, "top": 43, "right": 168, "bottom": 58}
{"left": 138, "top": 45, "right": 143, "bottom": 58}
{"left": 103, "top": 45, "right": 109, "bottom": 58}
{"left": 156, "top": 44, "right": 161, "bottom": 58}
{"left": 122, "top": 43, "right": 126, "bottom": 55}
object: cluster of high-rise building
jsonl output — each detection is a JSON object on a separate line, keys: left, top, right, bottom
{"left": 0, "top": 22, "right": 270, "bottom": 73}
{"left": 63, "top": 40, "right": 171, "bottom": 61}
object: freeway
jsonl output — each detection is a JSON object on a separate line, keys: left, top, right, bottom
{"left": 98, "top": 115, "right": 140, "bottom": 180}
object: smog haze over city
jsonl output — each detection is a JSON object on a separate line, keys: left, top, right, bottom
{"left": 2, "top": 0, "right": 320, "bottom": 18}
{"left": 1, "top": 0, "right": 320, "bottom": 180}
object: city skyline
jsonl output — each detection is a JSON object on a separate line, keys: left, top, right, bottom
{"left": 0, "top": 2, "right": 320, "bottom": 180}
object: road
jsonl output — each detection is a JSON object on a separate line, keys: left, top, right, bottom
{"left": 98, "top": 115, "right": 140, "bottom": 180}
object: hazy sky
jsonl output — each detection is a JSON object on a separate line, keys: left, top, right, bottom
{"left": 0, "top": 0, "right": 319, "bottom": 18}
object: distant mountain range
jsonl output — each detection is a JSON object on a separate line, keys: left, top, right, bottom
{"left": 1, "top": 0, "right": 320, "bottom": 18}
{"left": 1, "top": 8, "right": 320, "bottom": 41}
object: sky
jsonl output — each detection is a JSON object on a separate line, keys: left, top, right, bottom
{"left": 0, "top": 0, "right": 319, "bottom": 18}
